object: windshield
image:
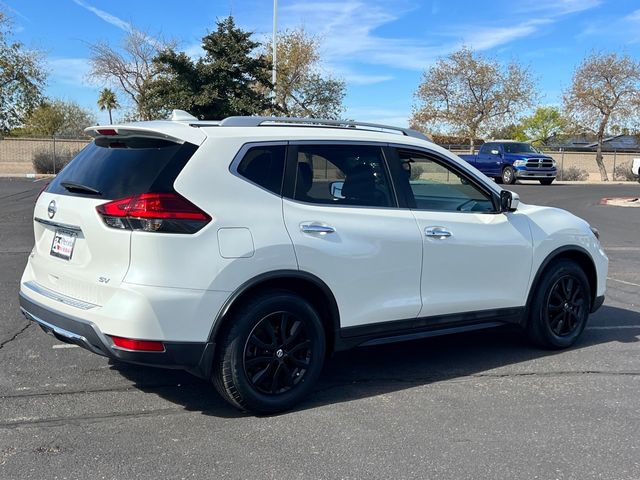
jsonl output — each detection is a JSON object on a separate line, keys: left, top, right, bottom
{"left": 502, "top": 142, "right": 540, "bottom": 154}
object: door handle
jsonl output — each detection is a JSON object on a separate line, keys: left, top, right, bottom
{"left": 300, "top": 223, "right": 336, "bottom": 235}
{"left": 425, "top": 226, "right": 452, "bottom": 239}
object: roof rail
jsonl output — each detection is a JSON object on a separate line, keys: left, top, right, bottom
{"left": 219, "top": 116, "right": 431, "bottom": 141}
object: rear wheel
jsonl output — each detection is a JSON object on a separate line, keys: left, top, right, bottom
{"left": 213, "top": 290, "right": 326, "bottom": 414}
{"left": 527, "top": 260, "right": 591, "bottom": 349}
{"left": 494, "top": 176, "right": 503, "bottom": 184}
{"left": 502, "top": 166, "right": 516, "bottom": 185}
{"left": 539, "top": 178, "right": 554, "bottom": 185}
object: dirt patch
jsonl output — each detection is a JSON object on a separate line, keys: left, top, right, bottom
{"left": 600, "top": 197, "right": 640, "bottom": 207}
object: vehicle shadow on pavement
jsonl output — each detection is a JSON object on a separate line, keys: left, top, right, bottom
{"left": 110, "top": 305, "right": 639, "bottom": 417}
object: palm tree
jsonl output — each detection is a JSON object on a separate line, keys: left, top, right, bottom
{"left": 97, "top": 88, "right": 119, "bottom": 124}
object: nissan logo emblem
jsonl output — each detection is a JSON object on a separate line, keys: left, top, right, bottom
{"left": 47, "top": 200, "right": 57, "bottom": 219}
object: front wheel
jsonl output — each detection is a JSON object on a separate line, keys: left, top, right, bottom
{"left": 502, "top": 166, "right": 516, "bottom": 185}
{"left": 539, "top": 178, "right": 554, "bottom": 185}
{"left": 213, "top": 290, "right": 326, "bottom": 414}
{"left": 526, "top": 260, "right": 591, "bottom": 349}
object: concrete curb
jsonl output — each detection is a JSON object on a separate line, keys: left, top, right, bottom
{"left": 0, "top": 173, "right": 56, "bottom": 179}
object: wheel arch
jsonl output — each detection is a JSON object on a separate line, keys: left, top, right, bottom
{"left": 209, "top": 270, "right": 341, "bottom": 355}
{"left": 526, "top": 246, "right": 598, "bottom": 315}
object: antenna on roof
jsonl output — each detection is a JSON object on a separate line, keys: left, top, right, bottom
{"left": 170, "top": 110, "right": 198, "bottom": 122}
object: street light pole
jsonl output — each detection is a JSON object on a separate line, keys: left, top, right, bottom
{"left": 272, "top": 0, "right": 277, "bottom": 112}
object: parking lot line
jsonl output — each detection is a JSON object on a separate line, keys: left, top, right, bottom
{"left": 587, "top": 325, "right": 640, "bottom": 330}
{"left": 607, "top": 277, "right": 640, "bottom": 288}
{"left": 51, "top": 344, "right": 79, "bottom": 349}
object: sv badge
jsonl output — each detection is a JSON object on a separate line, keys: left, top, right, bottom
{"left": 98, "top": 277, "right": 110, "bottom": 284}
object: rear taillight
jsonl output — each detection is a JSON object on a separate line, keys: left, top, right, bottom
{"left": 96, "top": 192, "right": 211, "bottom": 234}
{"left": 110, "top": 336, "right": 165, "bottom": 352}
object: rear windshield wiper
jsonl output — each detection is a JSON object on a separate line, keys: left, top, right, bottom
{"left": 60, "top": 181, "right": 102, "bottom": 196}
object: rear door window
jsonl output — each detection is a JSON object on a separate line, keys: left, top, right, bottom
{"left": 47, "top": 137, "right": 198, "bottom": 199}
{"left": 288, "top": 144, "right": 396, "bottom": 208}
{"left": 236, "top": 145, "right": 286, "bottom": 195}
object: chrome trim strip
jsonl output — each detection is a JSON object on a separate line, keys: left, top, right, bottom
{"left": 23, "top": 281, "right": 98, "bottom": 310}
{"left": 21, "top": 307, "right": 104, "bottom": 355}
{"left": 34, "top": 217, "right": 82, "bottom": 233}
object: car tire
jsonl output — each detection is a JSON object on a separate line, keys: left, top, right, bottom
{"left": 502, "top": 166, "right": 516, "bottom": 185}
{"left": 494, "top": 176, "right": 503, "bottom": 184}
{"left": 539, "top": 179, "right": 554, "bottom": 185}
{"left": 213, "top": 289, "right": 326, "bottom": 414}
{"left": 526, "top": 260, "right": 591, "bottom": 349}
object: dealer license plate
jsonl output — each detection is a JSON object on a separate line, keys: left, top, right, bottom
{"left": 50, "top": 229, "right": 77, "bottom": 261}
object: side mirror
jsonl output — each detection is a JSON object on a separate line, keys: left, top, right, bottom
{"left": 499, "top": 190, "right": 519, "bottom": 212}
{"left": 490, "top": 149, "right": 500, "bottom": 155}
{"left": 329, "top": 181, "right": 345, "bottom": 199}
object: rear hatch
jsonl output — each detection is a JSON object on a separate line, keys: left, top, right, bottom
{"left": 29, "top": 133, "right": 202, "bottom": 306}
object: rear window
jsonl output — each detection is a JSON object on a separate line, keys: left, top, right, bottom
{"left": 47, "top": 137, "right": 198, "bottom": 199}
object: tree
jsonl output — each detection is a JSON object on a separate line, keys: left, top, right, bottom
{"left": 411, "top": 47, "right": 536, "bottom": 153}
{"left": 0, "top": 10, "right": 46, "bottom": 132}
{"left": 18, "top": 99, "right": 95, "bottom": 137}
{"left": 262, "top": 28, "right": 346, "bottom": 119}
{"left": 88, "top": 30, "right": 169, "bottom": 120}
{"left": 148, "top": 16, "right": 272, "bottom": 119}
{"left": 488, "top": 123, "right": 525, "bottom": 141}
{"left": 519, "top": 106, "right": 566, "bottom": 146}
{"left": 563, "top": 52, "right": 640, "bottom": 181}
{"left": 97, "top": 88, "right": 119, "bottom": 124}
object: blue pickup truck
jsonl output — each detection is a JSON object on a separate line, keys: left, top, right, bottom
{"left": 459, "top": 141, "right": 557, "bottom": 185}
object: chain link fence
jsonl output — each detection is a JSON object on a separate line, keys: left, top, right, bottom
{"left": 0, "top": 137, "right": 90, "bottom": 175}
{"left": 0, "top": 137, "right": 638, "bottom": 181}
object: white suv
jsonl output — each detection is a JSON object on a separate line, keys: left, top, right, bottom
{"left": 19, "top": 113, "right": 608, "bottom": 413}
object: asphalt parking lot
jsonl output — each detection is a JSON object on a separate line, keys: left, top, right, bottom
{"left": 0, "top": 178, "right": 639, "bottom": 479}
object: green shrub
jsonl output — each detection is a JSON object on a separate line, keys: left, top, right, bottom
{"left": 560, "top": 166, "right": 589, "bottom": 181}
{"left": 32, "top": 150, "right": 74, "bottom": 174}
{"left": 613, "top": 161, "right": 636, "bottom": 181}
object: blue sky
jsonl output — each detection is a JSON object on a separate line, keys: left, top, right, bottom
{"left": 2, "top": 0, "right": 640, "bottom": 126}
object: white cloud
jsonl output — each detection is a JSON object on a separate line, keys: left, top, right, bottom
{"left": 280, "top": 1, "right": 443, "bottom": 70}
{"left": 0, "top": 1, "right": 30, "bottom": 22}
{"left": 278, "top": 0, "right": 601, "bottom": 76}
{"left": 48, "top": 58, "right": 92, "bottom": 88}
{"left": 183, "top": 42, "right": 204, "bottom": 59}
{"left": 345, "top": 107, "right": 411, "bottom": 126}
{"left": 452, "top": 19, "right": 550, "bottom": 51}
{"left": 516, "top": 0, "right": 602, "bottom": 15}
{"left": 625, "top": 9, "right": 640, "bottom": 22}
{"left": 71, "top": 0, "right": 131, "bottom": 32}
{"left": 579, "top": 8, "right": 640, "bottom": 43}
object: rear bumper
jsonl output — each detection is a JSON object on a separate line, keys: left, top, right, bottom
{"left": 19, "top": 293, "right": 215, "bottom": 378}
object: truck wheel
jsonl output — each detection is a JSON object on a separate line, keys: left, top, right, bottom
{"left": 539, "top": 179, "right": 554, "bottom": 185}
{"left": 213, "top": 289, "right": 326, "bottom": 414}
{"left": 502, "top": 166, "right": 516, "bottom": 185}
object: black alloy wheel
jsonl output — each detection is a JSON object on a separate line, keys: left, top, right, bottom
{"left": 213, "top": 290, "right": 325, "bottom": 414}
{"left": 243, "top": 311, "right": 312, "bottom": 395}
{"left": 545, "top": 275, "right": 587, "bottom": 337}
{"left": 527, "top": 260, "right": 591, "bottom": 349}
